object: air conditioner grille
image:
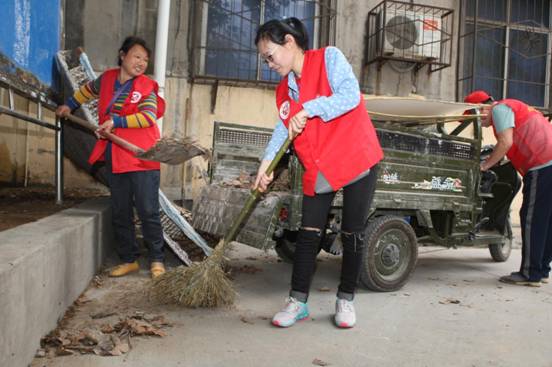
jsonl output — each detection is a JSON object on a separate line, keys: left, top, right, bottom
{"left": 386, "top": 15, "right": 418, "bottom": 50}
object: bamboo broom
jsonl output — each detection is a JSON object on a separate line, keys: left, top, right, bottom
{"left": 150, "top": 137, "right": 292, "bottom": 307}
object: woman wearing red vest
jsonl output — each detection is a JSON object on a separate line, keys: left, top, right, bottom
{"left": 465, "top": 90, "right": 552, "bottom": 287}
{"left": 254, "top": 18, "right": 383, "bottom": 328}
{"left": 56, "top": 37, "right": 166, "bottom": 279}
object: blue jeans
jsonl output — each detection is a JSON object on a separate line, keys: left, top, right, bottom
{"left": 519, "top": 164, "right": 552, "bottom": 281}
{"left": 106, "top": 150, "right": 164, "bottom": 263}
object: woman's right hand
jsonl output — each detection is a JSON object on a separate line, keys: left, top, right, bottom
{"left": 55, "top": 105, "right": 71, "bottom": 117}
{"left": 288, "top": 109, "right": 309, "bottom": 139}
{"left": 253, "top": 159, "right": 274, "bottom": 193}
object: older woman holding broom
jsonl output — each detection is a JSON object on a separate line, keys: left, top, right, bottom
{"left": 253, "top": 18, "right": 383, "bottom": 328}
{"left": 56, "top": 36, "right": 166, "bottom": 279}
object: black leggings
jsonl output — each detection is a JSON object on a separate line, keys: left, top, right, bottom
{"left": 290, "top": 165, "right": 379, "bottom": 302}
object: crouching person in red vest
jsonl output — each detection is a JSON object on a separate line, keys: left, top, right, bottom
{"left": 56, "top": 36, "right": 166, "bottom": 279}
{"left": 253, "top": 18, "right": 383, "bottom": 328}
{"left": 465, "top": 90, "right": 552, "bottom": 287}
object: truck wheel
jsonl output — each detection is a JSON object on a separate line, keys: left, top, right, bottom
{"left": 360, "top": 216, "right": 418, "bottom": 292}
{"left": 275, "top": 230, "right": 298, "bottom": 263}
{"left": 488, "top": 220, "right": 513, "bottom": 262}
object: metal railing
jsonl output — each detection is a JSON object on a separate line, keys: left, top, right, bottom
{"left": 0, "top": 80, "right": 64, "bottom": 204}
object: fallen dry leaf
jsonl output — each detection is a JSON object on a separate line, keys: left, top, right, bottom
{"left": 92, "top": 275, "right": 104, "bottom": 288}
{"left": 75, "top": 295, "right": 91, "bottom": 306}
{"left": 439, "top": 298, "right": 461, "bottom": 305}
{"left": 55, "top": 348, "right": 74, "bottom": 356}
{"left": 238, "top": 171, "right": 253, "bottom": 185}
{"left": 233, "top": 264, "right": 263, "bottom": 274}
{"left": 100, "top": 323, "right": 115, "bottom": 334}
{"left": 116, "top": 318, "right": 167, "bottom": 337}
{"left": 146, "top": 315, "right": 171, "bottom": 327}
{"left": 40, "top": 312, "right": 170, "bottom": 358}
{"left": 79, "top": 328, "right": 106, "bottom": 346}
{"left": 317, "top": 287, "right": 331, "bottom": 292}
{"left": 93, "top": 335, "right": 130, "bottom": 356}
{"left": 312, "top": 358, "right": 330, "bottom": 366}
{"left": 90, "top": 311, "right": 117, "bottom": 319}
{"left": 240, "top": 316, "right": 255, "bottom": 325}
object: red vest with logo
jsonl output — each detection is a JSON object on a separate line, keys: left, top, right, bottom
{"left": 276, "top": 48, "right": 383, "bottom": 196}
{"left": 490, "top": 99, "right": 552, "bottom": 175}
{"left": 88, "top": 68, "right": 165, "bottom": 173}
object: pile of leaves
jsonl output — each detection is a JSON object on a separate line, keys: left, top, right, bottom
{"left": 221, "top": 171, "right": 255, "bottom": 188}
{"left": 38, "top": 312, "right": 171, "bottom": 357}
{"left": 219, "top": 168, "right": 291, "bottom": 191}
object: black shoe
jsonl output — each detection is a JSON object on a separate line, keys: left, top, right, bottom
{"left": 500, "top": 272, "right": 541, "bottom": 287}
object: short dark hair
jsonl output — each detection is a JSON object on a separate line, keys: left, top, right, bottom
{"left": 255, "top": 17, "right": 309, "bottom": 51}
{"left": 117, "top": 36, "right": 151, "bottom": 66}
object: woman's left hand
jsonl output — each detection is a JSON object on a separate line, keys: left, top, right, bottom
{"left": 95, "top": 119, "right": 114, "bottom": 139}
{"left": 288, "top": 109, "right": 309, "bottom": 139}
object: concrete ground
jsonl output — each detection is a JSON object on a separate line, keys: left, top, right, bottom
{"left": 31, "top": 237, "right": 552, "bottom": 367}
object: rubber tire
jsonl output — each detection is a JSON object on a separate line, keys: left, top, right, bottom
{"left": 360, "top": 216, "right": 418, "bottom": 292}
{"left": 274, "top": 231, "right": 298, "bottom": 263}
{"left": 488, "top": 219, "right": 513, "bottom": 262}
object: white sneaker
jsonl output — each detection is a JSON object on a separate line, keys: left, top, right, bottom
{"left": 335, "top": 298, "right": 356, "bottom": 328}
{"left": 272, "top": 297, "right": 309, "bottom": 327}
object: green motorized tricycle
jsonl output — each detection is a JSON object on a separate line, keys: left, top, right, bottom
{"left": 192, "top": 110, "right": 521, "bottom": 292}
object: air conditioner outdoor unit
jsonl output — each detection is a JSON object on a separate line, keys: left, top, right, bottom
{"left": 418, "top": 17, "right": 442, "bottom": 60}
{"left": 380, "top": 9, "right": 441, "bottom": 60}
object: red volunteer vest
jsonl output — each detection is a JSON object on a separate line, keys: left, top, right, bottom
{"left": 490, "top": 99, "right": 552, "bottom": 175}
{"left": 88, "top": 68, "right": 165, "bottom": 173}
{"left": 276, "top": 48, "right": 383, "bottom": 196}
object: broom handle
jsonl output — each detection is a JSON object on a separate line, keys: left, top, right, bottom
{"left": 63, "top": 114, "right": 145, "bottom": 155}
{"left": 223, "top": 137, "right": 292, "bottom": 244}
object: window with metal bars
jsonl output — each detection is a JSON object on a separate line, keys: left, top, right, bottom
{"left": 189, "top": 0, "right": 336, "bottom": 83}
{"left": 457, "top": 0, "right": 552, "bottom": 108}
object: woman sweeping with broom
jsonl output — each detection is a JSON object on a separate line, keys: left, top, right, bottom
{"left": 253, "top": 18, "right": 383, "bottom": 328}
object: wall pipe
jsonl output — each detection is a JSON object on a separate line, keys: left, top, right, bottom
{"left": 154, "top": 0, "right": 171, "bottom": 133}
{"left": 55, "top": 116, "right": 64, "bottom": 204}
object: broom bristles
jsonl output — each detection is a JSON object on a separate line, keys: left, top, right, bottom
{"left": 150, "top": 239, "right": 236, "bottom": 308}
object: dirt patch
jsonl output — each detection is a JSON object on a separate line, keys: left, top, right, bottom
{"left": 0, "top": 185, "right": 213, "bottom": 263}
{"left": 0, "top": 186, "right": 108, "bottom": 232}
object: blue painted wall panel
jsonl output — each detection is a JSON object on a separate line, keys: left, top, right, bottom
{"left": 0, "top": 0, "right": 60, "bottom": 86}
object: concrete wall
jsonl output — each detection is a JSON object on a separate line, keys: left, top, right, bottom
{"left": 53, "top": 0, "right": 463, "bottom": 200}
{"left": 6, "top": 0, "right": 515, "bottom": 211}
{"left": 65, "top": 0, "right": 189, "bottom": 78}
{"left": 339, "top": 0, "right": 458, "bottom": 100}
{"left": 0, "top": 198, "right": 112, "bottom": 367}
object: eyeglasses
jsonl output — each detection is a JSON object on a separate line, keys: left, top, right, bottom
{"left": 262, "top": 47, "right": 278, "bottom": 64}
